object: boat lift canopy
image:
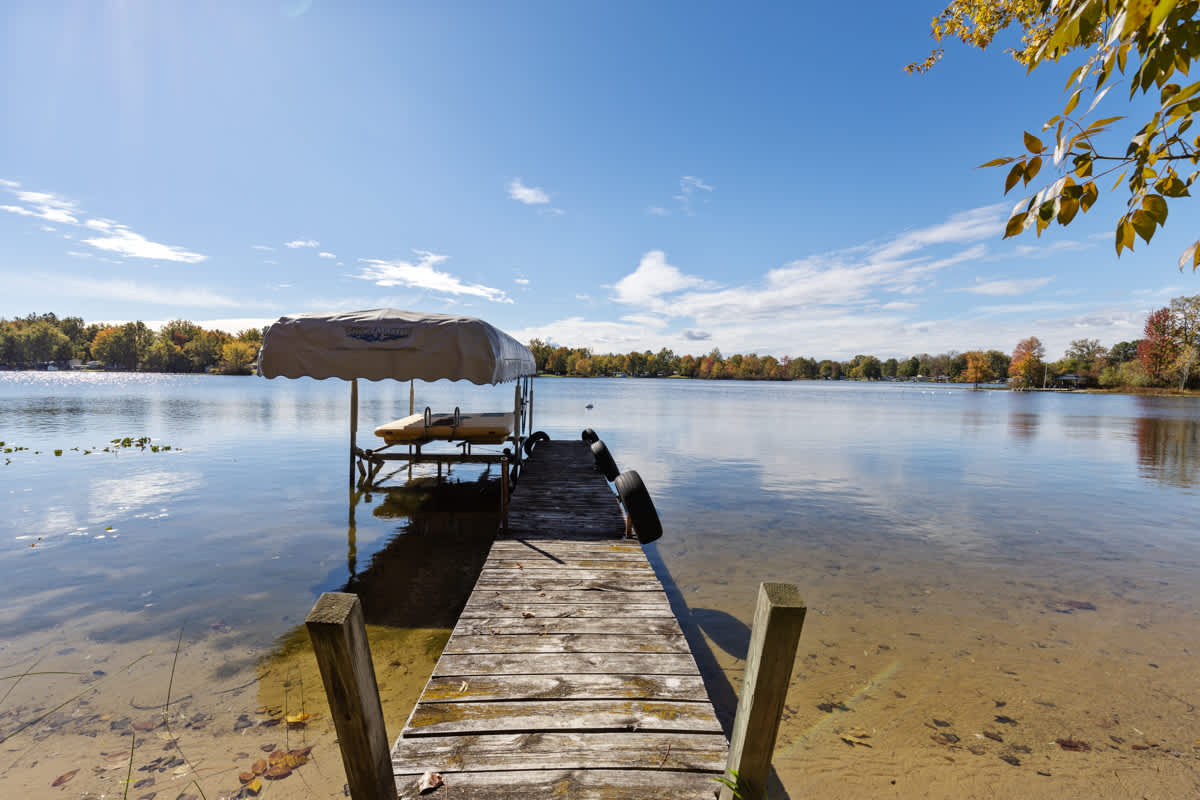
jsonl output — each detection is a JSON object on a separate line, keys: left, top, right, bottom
{"left": 257, "top": 309, "right": 537, "bottom": 489}
{"left": 257, "top": 308, "right": 536, "bottom": 384}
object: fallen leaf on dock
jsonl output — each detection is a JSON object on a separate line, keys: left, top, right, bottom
{"left": 239, "top": 771, "right": 256, "bottom": 784}
{"left": 264, "top": 764, "right": 292, "bottom": 779}
{"left": 522, "top": 612, "right": 535, "bottom": 618}
{"left": 1056, "top": 738, "right": 1091, "bottom": 752}
{"left": 285, "top": 711, "right": 310, "bottom": 727}
{"left": 244, "top": 777, "right": 263, "bottom": 795}
{"left": 51, "top": 769, "right": 78, "bottom": 787}
{"left": 418, "top": 770, "right": 444, "bottom": 793}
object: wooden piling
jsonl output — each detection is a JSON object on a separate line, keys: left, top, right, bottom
{"left": 305, "top": 592, "right": 394, "bottom": 800}
{"left": 349, "top": 379, "right": 359, "bottom": 488}
{"left": 720, "top": 582, "right": 807, "bottom": 800}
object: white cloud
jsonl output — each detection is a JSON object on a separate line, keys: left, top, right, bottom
{"left": 40, "top": 225, "right": 55, "bottom": 232}
{"left": 2, "top": 183, "right": 206, "bottom": 263}
{"left": 252, "top": 244, "right": 274, "bottom": 251}
{"left": 612, "top": 250, "right": 713, "bottom": 308}
{"left": 872, "top": 204, "right": 1006, "bottom": 261}
{"left": 958, "top": 276, "right": 1054, "bottom": 296}
{"left": 0, "top": 178, "right": 20, "bottom": 188}
{"left": 285, "top": 239, "right": 319, "bottom": 248}
{"left": 647, "top": 206, "right": 670, "bottom": 216}
{"left": 880, "top": 301, "right": 919, "bottom": 311}
{"left": 11, "top": 190, "right": 80, "bottom": 224}
{"left": 354, "top": 250, "right": 512, "bottom": 303}
{"left": 514, "top": 277, "right": 530, "bottom": 285}
{"left": 508, "top": 179, "right": 550, "bottom": 205}
{"left": 81, "top": 219, "right": 206, "bottom": 263}
{"left": 681, "top": 176, "right": 713, "bottom": 192}
{"left": 318, "top": 251, "right": 336, "bottom": 259}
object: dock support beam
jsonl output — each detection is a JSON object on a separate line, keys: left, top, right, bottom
{"left": 500, "top": 455, "right": 509, "bottom": 530}
{"left": 720, "top": 582, "right": 807, "bottom": 800}
{"left": 305, "top": 593, "right": 394, "bottom": 800}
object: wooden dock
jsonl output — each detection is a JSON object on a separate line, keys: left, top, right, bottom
{"left": 390, "top": 439, "right": 728, "bottom": 799}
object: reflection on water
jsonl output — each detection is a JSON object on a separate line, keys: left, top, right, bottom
{"left": 345, "top": 478, "right": 499, "bottom": 627}
{"left": 1007, "top": 410, "right": 1040, "bottom": 440}
{"left": 1136, "top": 414, "right": 1200, "bottom": 488}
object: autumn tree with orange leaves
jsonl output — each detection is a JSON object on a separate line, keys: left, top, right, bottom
{"left": 964, "top": 350, "right": 994, "bottom": 388}
{"left": 1009, "top": 336, "right": 1046, "bottom": 389}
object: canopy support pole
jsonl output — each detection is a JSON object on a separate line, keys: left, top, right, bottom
{"left": 529, "top": 377, "right": 534, "bottom": 435}
{"left": 349, "top": 378, "right": 358, "bottom": 489}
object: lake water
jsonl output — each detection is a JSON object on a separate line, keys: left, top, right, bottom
{"left": 2, "top": 373, "right": 1199, "bottom": 798}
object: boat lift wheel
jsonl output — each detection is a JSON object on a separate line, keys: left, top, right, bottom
{"left": 615, "top": 469, "right": 662, "bottom": 545}
{"left": 590, "top": 440, "right": 619, "bottom": 481}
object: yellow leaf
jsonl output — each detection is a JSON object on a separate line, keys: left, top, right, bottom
{"left": 1005, "top": 162, "right": 1025, "bottom": 193}
{"left": 1024, "top": 156, "right": 1042, "bottom": 185}
{"left": 1131, "top": 209, "right": 1156, "bottom": 242}
{"left": 285, "top": 711, "right": 310, "bottom": 725}
{"left": 1003, "top": 213, "right": 1026, "bottom": 239}
{"left": 1024, "top": 131, "right": 1045, "bottom": 154}
{"left": 1142, "top": 194, "right": 1168, "bottom": 223}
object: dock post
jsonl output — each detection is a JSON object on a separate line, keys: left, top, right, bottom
{"left": 500, "top": 455, "right": 509, "bottom": 530}
{"left": 720, "top": 582, "right": 807, "bottom": 800}
{"left": 305, "top": 593, "right": 394, "bottom": 800}
{"left": 349, "top": 379, "right": 359, "bottom": 489}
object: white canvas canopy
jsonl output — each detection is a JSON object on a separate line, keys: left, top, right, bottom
{"left": 257, "top": 309, "right": 536, "bottom": 384}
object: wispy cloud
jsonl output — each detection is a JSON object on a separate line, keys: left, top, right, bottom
{"left": 251, "top": 244, "right": 274, "bottom": 251}
{"left": 354, "top": 250, "right": 512, "bottom": 303}
{"left": 957, "top": 276, "right": 1054, "bottom": 296}
{"left": 285, "top": 239, "right": 319, "bottom": 248}
{"left": 672, "top": 175, "right": 714, "bottom": 215}
{"left": 318, "top": 251, "right": 336, "bottom": 259}
{"left": 0, "top": 178, "right": 20, "bottom": 188}
{"left": 647, "top": 206, "right": 670, "bottom": 217}
{"left": 1, "top": 183, "right": 206, "bottom": 262}
{"left": 514, "top": 277, "right": 530, "bottom": 285}
{"left": 82, "top": 218, "right": 206, "bottom": 263}
{"left": 508, "top": 179, "right": 550, "bottom": 205}
{"left": 682, "top": 329, "right": 711, "bottom": 341}
{"left": 2, "top": 189, "right": 80, "bottom": 224}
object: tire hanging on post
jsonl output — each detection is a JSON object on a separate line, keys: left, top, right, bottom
{"left": 524, "top": 430, "right": 550, "bottom": 457}
{"left": 615, "top": 469, "right": 662, "bottom": 545}
{"left": 590, "top": 439, "right": 619, "bottom": 481}
{"left": 581, "top": 428, "right": 599, "bottom": 444}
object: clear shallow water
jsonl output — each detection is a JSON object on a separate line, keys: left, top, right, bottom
{"left": 2, "top": 373, "right": 1199, "bottom": 796}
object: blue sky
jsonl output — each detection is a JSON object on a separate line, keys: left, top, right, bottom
{"left": 2, "top": 0, "right": 1196, "bottom": 360}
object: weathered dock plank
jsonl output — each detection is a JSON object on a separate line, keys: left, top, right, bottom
{"left": 391, "top": 439, "right": 727, "bottom": 799}
{"left": 391, "top": 731, "right": 729, "bottom": 772}
{"left": 395, "top": 768, "right": 724, "bottom": 800}
{"left": 418, "top": 674, "right": 710, "bottom": 702}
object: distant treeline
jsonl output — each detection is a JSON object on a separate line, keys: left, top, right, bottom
{"left": 529, "top": 293, "right": 1200, "bottom": 391}
{"left": 6, "top": 294, "right": 1198, "bottom": 391}
{"left": 0, "top": 314, "right": 262, "bottom": 374}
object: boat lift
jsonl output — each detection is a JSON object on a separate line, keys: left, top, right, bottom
{"left": 257, "top": 309, "right": 537, "bottom": 497}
